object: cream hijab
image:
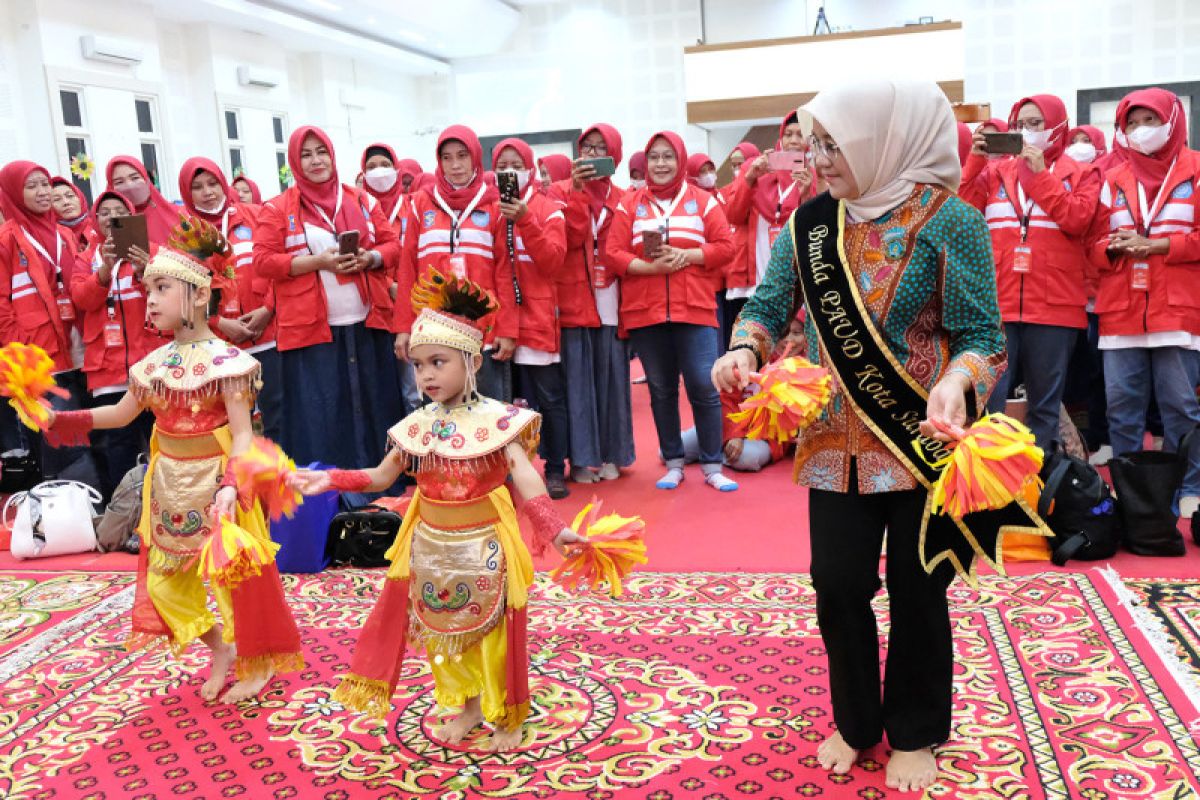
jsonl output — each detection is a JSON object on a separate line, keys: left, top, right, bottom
{"left": 799, "top": 80, "right": 961, "bottom": 221}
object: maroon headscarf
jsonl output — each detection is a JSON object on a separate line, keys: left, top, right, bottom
{"left": 360, "top": 143, "right": 404, "bottom": 218}
{"left": 177, "top": 157, "right": 239, "bottom": 226}
{"left": 538, "top": 154, "right": 572, "bottom": 183}
{"left": 578, "top": 123, "right": 623, "bottom": 217}
{"left": 397, "top": 158, "right": 422, "bottom": 194}
{"left": 1008, "top": 95, "right": 1070, "bottom": 165}
{"left": 288, "top": 125, "right": 370, "bottom": 238}
{"left": 0, "top": 162, "right": 64, "bottom": 266}
{"left": 643, "top": 131, "right": 688, "bottom": 201}
{"left": 1114, "top": 87, "right": 1187, "bottom": 195}
{"left": 434, "top": 125, "right": 498, "bottom": 211}
{"left": 104, "top": 155, "right": 182, "bottom": 245}
{"left": 628, "top": 151, "right": 647, "bottom": 178}
{"left": 685, "top": 152, "right": 715, "bottom": 187}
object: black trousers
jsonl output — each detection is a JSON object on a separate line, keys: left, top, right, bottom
{"left": 808, "top": 470, "right": 956, "bottom": 751}
{"left": 517, "top": 362, "right": 569, "bottom": 477}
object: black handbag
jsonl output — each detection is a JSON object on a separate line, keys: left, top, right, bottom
{"left": 327, "top": 503, "right": 403, "bottom": 568}
{"left": 1037, "top": 446, "right": 1119, "bottom": 565}
{"left": 0, "top": 449, "right": 41, "bottom": 494}
{"left": 1109, "top": 449, "right": 1185, "bottom": 557}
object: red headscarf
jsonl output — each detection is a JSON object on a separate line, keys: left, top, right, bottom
{"left": 643, "top": 131, "right": 688, "bottom": 200}
{"left": 397, "top": 159, "right": 422, "bottom": 194}
{"left": 89, "top": 189, "right": 134, "bottom": 237}
{"left": 0, "top": 162, "right": 66, "bottom": 270}
{"left": 178, "top": 157, "right": 238, "bottom": 226}
{"left": 360, "top": 143, "right": 405, "bottom": 219}
{"left": 628, "top": 151, "right": 647, "bottom": 178}
{"left": 1114, "top": 88, "right": 1187, "bottom": 195}
{"left": 1008, "top": 95, "right": 1069, "bottom": 165}
{"left": 752, "top": 112, "right": 808, "bottom": 222}
{"left": 578, "top": 123, "right": 623, "bottom": 216}
{"left": 978, "top": 118, "right": 1008, "bottom": 133}
{"left": 104, "top": 155, "right": 182, "bottom": 245}
{"left": 1069, "top": 125, "right": 1108, "bottom": 153}
{"left": 732, "top": 142, "right": 761, "bottom": 163}
{"left": 288, "top": 125, "right": 369, "bottom": 238}
{"left": 538, "top": 154, "right": 572, "bottom": 183}
{"left": 685, "top": 152, "right": 715, "bottom": 187}
{"left": 49, "top": 176, "right": 94, "bottom": 247}
{"left": 415, "top": 172, "right": 436, "bottom": 192}
{"left": 434, "top": 125, "right": 497, "bottom": 211}
{"left": 956, "top": 122, "right": 973, "bottom": 167}
{"left": 492, "top": 138, "right": 537, "bottom": 197}
{"left": 233, "top": 176, "right": 262, "bottom": 204}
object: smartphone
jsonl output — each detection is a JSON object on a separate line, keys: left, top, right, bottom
{"left": 768, "top": 150, "right": 802, "bottom": 171}
{"left": 983, "top": 132, "right": 1024, "bottom": 155}
{"left": 109, "top": 214, "right": 149, "bottom": 261}
{"left": 337, "top": 230, "right": 360, "bottom": 256}
{"left": 642, "top": 227, "right": 663, "bottom": 260}
{"left": 496, "top": 170, "right": 520, "bottom": 203}
{"left": 580, "top": 156, "right": 616, "bottom": 179}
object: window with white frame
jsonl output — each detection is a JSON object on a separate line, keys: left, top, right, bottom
{"left": 224, "top": 108, "right": 245, "bottom": 177}
{"left": 134, "top": 95, "right": 164, "bottom": 189}
{"left": 58, "top": 87, "right": 94, "bottom": 203}
{"left": 273, "top": 113, "right": 288, "bottom": 191}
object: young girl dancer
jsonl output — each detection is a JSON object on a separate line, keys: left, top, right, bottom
{"left": 293, "top": 272, "right": 581, "bottom": 752}
{"left": 46, "top": 229, "right": 304, "bottom": 703}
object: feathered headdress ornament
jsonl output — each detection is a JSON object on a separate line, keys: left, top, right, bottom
{"left": 144, "top": 215, "right": 229, "bottom": 289}
{"left": 409, "top": 268, "right": 499, "bottom": 357}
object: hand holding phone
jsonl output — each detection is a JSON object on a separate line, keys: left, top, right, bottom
{"left": 110, "top": 215, "right": 149, "bottom": 261}
{"left": 767, "top": 151, "right": 802, "bottom": 172}
{"left": 642, "top": 227, "right": 664, "bottom": 260}
{"left": 496, "top": 171, "right": 520, "bottom": 203}
{"left": 337, "top": 230, "right": 361, "bottom": 256}
{"left": 579, "top": 157, "right": 616, "bottom": 180}
{"left": 982, "top": 132, "right": 1024, "bottom": 156}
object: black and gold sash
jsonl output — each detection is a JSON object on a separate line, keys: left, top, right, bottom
{"left": 790, "top": 192, "right": 1049, "bottom": 583}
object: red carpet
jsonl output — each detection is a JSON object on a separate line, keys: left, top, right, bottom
{"left": 3, "top": 569, "right": 1199, "bottom": 798}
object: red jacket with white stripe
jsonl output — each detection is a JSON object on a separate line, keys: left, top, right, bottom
{"left": 253, "top": 186, "right": 400, "bottom": 352}
{"left": 70, "top": 252, "right": 163, "bottom": 391}
{"left": 604, "top": 184, "right": 735, "bottom": 330}
{"left": 209, "top": 204, "right": 276, "bottom": 349}
{"left": 0, "top": 222, "right": 83, "bottom": 372}
{"left": 546, "top": 180, "right": 625, "bottom": 329}
{"left": 395, "top": 190, "right": 518, "bottom": 341}
{"left": 511, "top": 187, "right": 567, "bottom": 353}
{"left": 960, "top": 152, "right": 1101, "bottom": 329}
{"left": 1087, "top": 148, "right": 1200, "bottom": 337}
{"left": 717, "top": 181, "right": 748, "bottom": 290}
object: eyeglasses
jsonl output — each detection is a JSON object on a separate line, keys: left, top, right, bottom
{"left": 1012, "top": 119, "right": 1044, "bottom": 131}
{"left": 807, "top": 135, "right": 841, "bottom": 161}
{"left": 580, "top": 142, "right": 608, "bottom": 155}
{"left": 646, "top": 152, "right": 676, "bottom": 164}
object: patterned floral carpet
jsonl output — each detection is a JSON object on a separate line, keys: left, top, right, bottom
{"left": 1, "top": 569, "right": 1199, "bottom": 799}
{"left": 1120, "top": 578, "right": 1200, "bottom": 698}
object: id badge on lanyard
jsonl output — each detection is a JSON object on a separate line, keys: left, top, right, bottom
{"left": 103, "top": 317, "right": 123, "bottom": 348}
{"left": 1131, "top": 261, "right": 1150, "bottom": 291}
{"left": 56, "top": 295, "right": 75, "bottom": 321}
{"left": 223, "top": 288, "right": 240, "bottom": 316}
{"left": 1012, "top": 244, "right": 1033, "bottom": 273}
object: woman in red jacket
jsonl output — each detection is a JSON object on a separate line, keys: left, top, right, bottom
{"left": 546, "top": 123, "right": 636, "bottom": 483}
{"left": 538, "top": 154, "right": 572, "bottom": 190}
{"left": 253, "top": 125, "right": 403, "bottom": 471}
{"left": 0, "top": 161, "right": 98, "bottom": 485}
{"left": 1090, "top": 87, "right": 1200, "bottom": 518}
{"left": 233, "top": 175, "right": 263, "bottom": 206}
{"left": 493, "top": 137, "right": 570, "bottom": 496}
{"left": 361, "top": 143, "right": 408, "bottom": 236}
{"left": 605, "top": 131, "right": 736, "bottom": 491}
{"left": 105, "top": 155, "right": 182, "bottom": 246}
{"left": 70, "top": 190, "right": 157, "bottom": 498}
{"left": 960, "top": 93, "right": 1102, "bottom": 450}
{"left": 50, "top": 177, "right": 95, "bottom": 252}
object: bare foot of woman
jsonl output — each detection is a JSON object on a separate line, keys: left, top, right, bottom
{"left": 200, "top": 642, "right": 234, "bottom": 702}
{"left": 487, "top": 724, "right": 523, "bottom": 752}
{"left": 886, "top": 747, "right": 938, "bottom": 792}
{"left": 816, "top": 731, "right": 859, "bottom": 774}
{"left": 436, "top": 696, "right": 485, "bottom": 745}
{"left": 220, "top": 668, "right": 274, "bottom": 703}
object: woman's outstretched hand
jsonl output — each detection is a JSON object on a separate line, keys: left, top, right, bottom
{"left": 712, "top": 349, "right": 756, "bottom": 394}
{"left": 552, "top": 527, "right": 586, "bottom": 558}
{"left": 920, "top": 372, "right": 970, "bottom": 442}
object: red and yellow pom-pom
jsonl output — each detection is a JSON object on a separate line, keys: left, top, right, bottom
{"left": 550, "top": 499, "right": 648, "bottom": 598}
{"left": 0, "top": 342, "right": 67, "bottom": 432}
{"left": 925, "top": 413, "right": 1044, "bottom": 520}
{"left": 199, "top": 518, "right": 280, "bottom": 588}
{"left": 728, "top": 357, "right": 832, "bottom": 445}
{"left": 230, "top": 437, "right": 304, "bottom": 521}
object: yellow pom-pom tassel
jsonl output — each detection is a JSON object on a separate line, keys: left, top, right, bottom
{"left": 199, "top": 518, "right": 281, "bottom": 588}
{"left": 0, "top": 342, "right": 68, "bottom": 431}
{"left": 922, "top": 413, "right": 1044, "bottom": 520}
{"left": 549, "top": 497, "right": 648, "bottom": 598}
{"left": 229, "top": 437, "right": 304, "bottom": 521}
{"left": 728, "top": 356, "right": 832, "bottom": 445}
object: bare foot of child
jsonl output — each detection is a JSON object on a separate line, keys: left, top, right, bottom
{"left": 436, "top": 696, "right": 485, "bottom": 745}
{"left": 487, "top": 724, "right": 523, "bottom": 752}
{"left": 816, "top": 731, "right": 859, "bottom": 774}
{"left": 200, "top": 642, "right": 235, "bottom": 701}
{"left": 886, "top": 747, "right": 938, "bottom": 792}
{"left": 221, "top": 668, "right": 274, "bottom": 703}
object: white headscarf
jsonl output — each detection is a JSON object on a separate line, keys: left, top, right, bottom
{"left": 798, "top": 80, "right": 961, "bottom": 221}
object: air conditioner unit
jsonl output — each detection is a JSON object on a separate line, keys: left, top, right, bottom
{"left": 80, "top": 35, "right": 143, "bottom": 66}
{"left": 237, "top": 65, "right": 281, "bottom": 89}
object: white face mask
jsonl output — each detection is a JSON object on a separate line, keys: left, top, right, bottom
{"left": 629, "top": 179, "right": 647, "bottom": 190}
{"left": 1064, "top": 142, "right": 1097, "bottom": 163}
{"left": 1128, "top": 119, "right": 1173, "bottom": 155}
{"left": 697, "top": 173, "right": 717, "bottom": 189}
{"left": 121, "top": 180, "right": 150, "bottom": 206}
{"left": 1021, "top": 128, "right": 1054, "bottom": 151}
{"left": 365, "top": 166, "right": 398, "bottom": 192}
{"left": 513, "top": 168, "right": 532, "bottom": 192}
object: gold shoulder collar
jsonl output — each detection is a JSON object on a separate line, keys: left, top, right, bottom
{"left": 387, "top": 397, "right": 540, "bottom": 464}
{"left": 129, "top": 338, "right": 261, "bottom": 405}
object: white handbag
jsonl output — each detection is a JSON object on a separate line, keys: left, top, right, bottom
{"left": 3, "top": 480, "right": 102, "bottom": 559}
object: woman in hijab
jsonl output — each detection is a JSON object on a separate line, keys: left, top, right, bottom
{"left": 718, "top": 143, "right": 762, "bottom": 348}
{"left": 1089, "top": 87, "right": 1200, "bottom": 521}
{"left": 960, "top": 94, "right": 1102, "bottom": 452}
{"left": 105, "top": 155, "right": 182, "bottom": 246}
{"left": 232, "top": 175, "right": 263, "bottom": 205}
{"left": 627, "top": 150, "right": 648, "bottom": 189}
{"left": 727, "top": 141, "right": 760, "bottom": 178}
{"left": 0, "top": 161, "right": 98, "bottom": 486}
{"left": 606, "top": 131, "right": 736, "bottom": 492}
{"left": 50, "top": 177, "right": 94, "bottom": 251}
{"left": 1066, "top": 124, "right": 1108, "bottom": 165}
{"left": 360, "top": 143, "right": 407, "bottom": 235}
{"left": 253, "top": 125, "right": 403, "bottom": 472}
{"left": 396, "top": 158, "right": 422, "bottom": 194}
{"left": 714, "top": 80, "right": 1009, "bottom": 792}
{"left": 538, "top": 154, "right": 573, "bottom": 189}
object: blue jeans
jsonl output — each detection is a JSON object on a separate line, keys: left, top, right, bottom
{"left": 987, "top": 322, "right": 1079, "bottom": 451}
{"left": 1103, "top": 346, "right": 1200, "bottom": 496}
{"left": 680, "top": 426, "right": 774, "bottom": 471}
{"left": 629, "top": 323, "right": 723, "bottom": 465}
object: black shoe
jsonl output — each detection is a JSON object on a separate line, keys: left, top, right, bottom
{"left": 546, "top": 473, "right": 569, "bottom": 499}
{"left": 1192, "top": 514, "right": 1200, "bottom": 547}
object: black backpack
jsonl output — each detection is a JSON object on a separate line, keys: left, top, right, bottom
{"left": 1037, "top": 446, "right": 1120, "bottom": 565}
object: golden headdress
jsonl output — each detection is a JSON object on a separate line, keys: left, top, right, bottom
{"left": 409, "top": 268, "right": 499, "bottom": 357}
{"left": 143, "top": 215, "right": 229, "bottom": 289}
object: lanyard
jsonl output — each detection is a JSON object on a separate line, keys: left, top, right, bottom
{"left": 21, "top": 226, "right": 64, "bottom": 290}
{"left": 388, "top": 197, "right": 405, "bottom": 225}
{"left": 308, "top": 188, "right": 344, "bottom": 234}
{"left": 775, "top": 181, "right": 797, "bottom": 223}
{"left": 1013, "top": 161, "right": 1056, "bottom": 242}
{"left": 1135, "top": 158, "right": 1179, "bottom": 237}
{"left": 432, "top": 183, "right": 488, "bottom": 253}
{"left": 645, "top": 184, "right": 689, "bottom": 244}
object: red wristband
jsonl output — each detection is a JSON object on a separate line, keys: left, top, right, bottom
{"left": 45, "top": 409, "right": 94, "bottom": 447}
{"left": 523, "top": 494, "right": 566, "bottom": 557}
{"left": 328, "top": 469, "right": 372, "bottom": 493}
{"left": 220, "top": 460, "right": 237, "bottom": 489}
